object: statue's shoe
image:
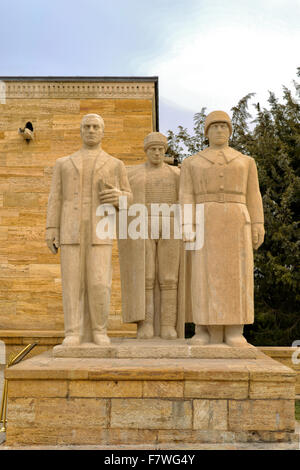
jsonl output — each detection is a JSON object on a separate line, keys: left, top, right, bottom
{"left": 160, "top": 326, "right": 177, "bottom": 340}
{"left": 62, "top": 335, "right": 80, "bottom": 347}
{"left": 190, "top": 325, "right": 210, "bottom": 345}
{"left": 93, "top": 333, "right": 111, "bottom": 345}
{"left": 190, "top": 334, "right": 210, "bottom": 345}
{"left": 225, "top": 335, "right": 248, "bottom": 347}
{"left": 137, "top": 322, "right": 154, "bottom": 339}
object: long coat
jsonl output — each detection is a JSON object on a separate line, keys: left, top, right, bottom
{"left": 46, "top": 149, "right": 132, "bottom": 245}
{"left": 179, "top": 146, "right": 264, "bottom": 325}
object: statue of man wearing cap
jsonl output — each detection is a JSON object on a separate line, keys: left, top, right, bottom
{"left": 119, "top": 132, "right": 185, "bottom": 340}
{"left": 179, "top": 111, "right": 265, "bottom": 346}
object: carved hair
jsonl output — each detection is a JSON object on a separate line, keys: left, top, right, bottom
{"left": 80, "top": 113, "right": 105, "bottom": 131}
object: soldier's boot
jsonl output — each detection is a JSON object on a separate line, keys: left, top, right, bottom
{"left": 225, "top": 325, "right": 248, "bottom": 347}
{"left": 208, "top": 325, "right": 224, "bottom": 345}
{"left": 190, "top": 325, "right": 210, "bottom": 345}
{"left": 137, "top": 289, "right": 154, "bottom": 339}
{"left": 160, "top": 289, "right": 178, "bottom": 340}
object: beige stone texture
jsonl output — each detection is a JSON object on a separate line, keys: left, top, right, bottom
{"left": 8, "top": 379, "right": 68, "bottom": 398}
{"left": 7, "top": 397, "right": 109, "bottom": 428}
{"left": 260, "top": 347, "right": 300, "bottom": 395}
{"left": 228, "top": 399, "right": 295, "bottom": 431}
{"left": 6, "top": 397, "right": 36, "bottom": 427}
{"left": 0, "top": 79, "right": 156, "bottom": 342}
{"left": 157, "top": 429, "right": 236, "bottom": 444}
{"left": 249, "top": 381, "right": 295, "bottom": 399}
{"left": 69, "top": 380, "right": 143, "bottom": 398}
{"left": 6, "top": 427, "right": 159, "bottom": 446}
{"left": 52, "top": 338, "right": 259, "bottom": 359}
{"left": 37, "top": 398, "right": 109, "bottom": 427}
{"left": 189, "top": 344, "right": 258, "bottom": 359}
{"left": 102, "top": 429, "right": 158, "bottom": 446}
{"left": 156, "top": 430, "right": 297, "bottom": 445}
{"left": 110, "top": 398, "right": 192, "bottom": 430}
{"left": 4, "top": 351, "right": 297, "bottom": 446}
{"left": 4, "top": 430, "right": 298, "bottom": 448}
{"left": 8, "top": 350, "right": 292, "bottom": 382}
{"left": 143, "top": 381, "right": 184, "bottom": 398}
{"left": 185, "top": 379, "right": 248, "bottom": 399}
{"left": 193, "top": 399, "right": 228, "bottom": 430}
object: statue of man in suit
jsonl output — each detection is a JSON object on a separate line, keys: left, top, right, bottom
{"left": 46, "top": 114, "right": 132, "bottom": 347}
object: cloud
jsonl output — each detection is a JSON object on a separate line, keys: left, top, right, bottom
{"left": 136, "top": 0, "right": 300, "bottom": 116}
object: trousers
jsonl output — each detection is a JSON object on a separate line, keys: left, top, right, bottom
{"left": 145, "top": 217, "right": 180, "bottom": 291}
{"left": 60, "top": 205, "right": 112, "bottom": 341}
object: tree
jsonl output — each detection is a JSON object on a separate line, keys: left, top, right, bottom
{"left": 169, "top": 70, "right": 300, "bottom": 346}
{"left": 166, "top": 107, "right": 208, "bottom": 162}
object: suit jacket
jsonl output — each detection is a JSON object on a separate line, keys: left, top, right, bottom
{"left": 46, "top": 149, "right": 132, "bottom": 245}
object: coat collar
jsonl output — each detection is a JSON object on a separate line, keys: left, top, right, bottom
{"left": 199, "top": 146, "right": 240, "bottom": 164}
{"left": 70, "top": 149, "right": 110, "bottom": 174}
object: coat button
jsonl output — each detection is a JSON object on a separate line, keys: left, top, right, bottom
{"left": 219, "top": 173, "right": 224, "bottom": 177}
{"left": 220, "top": 185, "right": 224, "bottom": 190}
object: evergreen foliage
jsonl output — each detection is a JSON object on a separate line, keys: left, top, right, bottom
{"left": 168, "top": 70, "right": 300, "bottom": 346}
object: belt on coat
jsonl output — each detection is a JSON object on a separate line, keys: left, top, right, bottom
{"left": 195, "top": 193, "right": 246, "bottom": 204}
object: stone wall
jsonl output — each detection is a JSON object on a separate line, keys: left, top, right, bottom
{"left": 4, "top": 351, "right": 296, "bottom": 446}
{"left": 0, "top": 78, "right": 156, "bottom": 338}
{"left": 260, "top": 347, "right": 300, "bottom": 396}
{"left": 0, "top": 341, "right": 5, "bottom": 414}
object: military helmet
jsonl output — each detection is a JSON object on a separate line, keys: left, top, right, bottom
{"left": 204, "top": 111, "right": 232, "bottom": 137}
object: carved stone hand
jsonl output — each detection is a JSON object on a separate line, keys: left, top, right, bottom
{"left": 46, "top": 228, "right": 60, "bottom": 254}
{"left": 252, "top": 223, "right": 265, "bottom": 250}
{"left": 99, "top": 188, "right": 122, "bottom": 208}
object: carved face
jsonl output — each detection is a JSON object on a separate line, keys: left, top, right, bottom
{"left": 146, "top": 144, "right": 165, "bottom": 166}
{"left": 207, "top": 122, "right": 230, "bottom": 146}
{"left": 80, "top": 117, "right": 104, "bottom": 147}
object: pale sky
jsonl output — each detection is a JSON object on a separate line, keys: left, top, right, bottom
{"left": 0, "top": 0, "right": 299, "bottom": 134}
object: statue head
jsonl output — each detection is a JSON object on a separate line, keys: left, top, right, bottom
{"left": 204, "top": 111, "right": 232, "bottom": 147}
{"left": 80, "top": 114, "right": 105, "bottom": 148}
{"left": 144, "top": 132, "right": 168, "bottom": 166}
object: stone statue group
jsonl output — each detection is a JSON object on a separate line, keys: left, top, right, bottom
{"left": 46, "top": 111, "right": 265, "bottom": 349}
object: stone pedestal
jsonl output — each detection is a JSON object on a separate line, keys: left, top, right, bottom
{"left": 53, "top": 338, "right": 259, "bottom": 359}
{"left": 4, "top": 341, "right": 297, "bottom": 446}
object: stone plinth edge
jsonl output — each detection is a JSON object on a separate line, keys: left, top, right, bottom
{"left": 52, "top": 338, "right": 260, "bottom": 359}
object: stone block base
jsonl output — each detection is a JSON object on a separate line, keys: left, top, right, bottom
{"left": 1, "top": 334, "right": 299, "bottom": 395}
{"left": 53, "top": 338, "right": 259, "bottom": 359}
{"left": 4, "top": 349, "right": 296, "bottom": 446}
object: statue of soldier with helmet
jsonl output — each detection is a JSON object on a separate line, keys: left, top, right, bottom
{"left": 180, "top": 111, "right": 265, "bottom": 347}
